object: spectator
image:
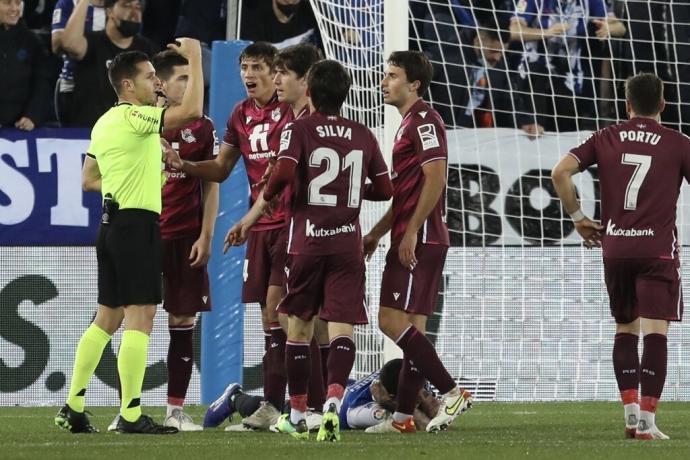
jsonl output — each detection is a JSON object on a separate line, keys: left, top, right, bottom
{"left": 174, "top": 0, "right": 225, "bottom": 87}
{"left": 0, "top": 0, "right": 52, "bottom": 130}
{"left": 52, "top": 0, "right": 107, "bottom": 125}
{"left": 60, "top": 0, "right": 157, "bottom": 127}
{"left": 421, "top": 8, "right": 542, "bottom": 135}
{"left": 510, "top": 0, "right": 625, "bottom": 132}
{"left": 142, "top": 0, "right": 181, "bottom": 50}
{"left": 240, "top": 0, "right": 321, "bottom": 50}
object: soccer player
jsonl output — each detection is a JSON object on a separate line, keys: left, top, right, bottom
{"left": 56, "top": 38, "right": 204, "bottom": 434}
{"left": 257, "top": 59, "right": 393, "bottom": 440}
{"left": 224, "top": 43, "right": 330, "bottom": 425}
{"left": 165, "top": 42, "right": 293, "bottom": 430}
{"left": 363, "top": 51, "right": 472, "bottom": 434}
{"left": 552, "top": 73, "right": 688, "bottom": 440}
{"left": 152, "top": 50, "right": 219, "bottom": 430}
{"left": 338, "top": 359, "right": 440, "bottom": 432}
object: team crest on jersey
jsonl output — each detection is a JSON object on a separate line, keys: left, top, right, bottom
{"left": 181, "top": 128, "right": 196, "bottom": 143}
{"left": 417, "top": 123, "right": 440, "bottom": 150}
{"left": 271, "top": 108, "right": 281, "bottom": 122}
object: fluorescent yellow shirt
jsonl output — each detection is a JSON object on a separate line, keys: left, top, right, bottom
{"left": 88, "top": 103, "right": 166, "bottom": 214}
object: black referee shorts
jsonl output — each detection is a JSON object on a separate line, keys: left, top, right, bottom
{"left": 97, "top": 209, "right": 162, "bottom": 307}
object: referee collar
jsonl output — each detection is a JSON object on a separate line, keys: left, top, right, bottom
{"left": 116, "top": 102, "right": 133, "bottom": 107}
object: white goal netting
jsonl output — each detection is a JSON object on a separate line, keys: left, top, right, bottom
{"left": 309, "top": 0, "right": 690, "bottom": 401}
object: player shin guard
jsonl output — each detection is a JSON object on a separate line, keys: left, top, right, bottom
{"left": 167, "top": 324, "right": 194, "bottom": 414}
{"left": 118, "top": 330, "right": 150, "bottom": 422}
{"left": 395, "top": 326, "right": 456, "bottom": 394}
{"left": 396, "top": 357, "right": 426, "bottom": 416}
{"left": 640, "top": 333, "right": 667, "bottom": 423}
{"left": 308, "top": 339, "right": 325, "bottom": 410}
{"left": 613, "top": 333, "right": 640, "bottom": 401}
{"left": 286, "top": 340, "right": 311, "bottom": 424}
{"left": 66, "top": 323, "right": 111, "bottom": 412}
{"left": 265, "top": 325, "right": 287, "bottom": 410}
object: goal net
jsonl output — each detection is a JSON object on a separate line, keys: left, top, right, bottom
{"left": 309, "top": 0, "right": 690, "bottom": 401}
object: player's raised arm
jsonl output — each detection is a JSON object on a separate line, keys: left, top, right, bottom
{"left": 551, "top": 153, "right": 603, "bottom": 247}
{"left": 162, "top": 38, "right": 204, "bottom": 130}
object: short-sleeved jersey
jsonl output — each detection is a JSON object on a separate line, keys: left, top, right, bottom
{"left": 160, "top": 116, "right": 217, "bottom": 239}
{"left": 223, "top": 95, "right": 292, "bottom": 231}
{"left": 278, "top": 112, "right": 389, "bottom": 255}
{"left": 570, "top": 117, "right": 690, "bottom": 259}
{"left": 514, "top": 0, "right": 609, "bottom": 94}
{"left": 88, "top": 103, "right": 166, "bottom": 214}
{"left": 391, "top": 99, "right": 450, "bottom": 246}
{"left": 339, "top": 369, "right": 381, "bottom": 430}
{"left": 51, "top": 0, "right": 106, "bottom": 83}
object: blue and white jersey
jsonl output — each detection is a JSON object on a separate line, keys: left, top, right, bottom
{"left": 52, "top": 0, "right": 107, "bottom": 84}
{"left": 339, "top": 369, "right": 382, "bottom": 430}
{"left": 514, "top": 0, "right": 609, "bottom": 93}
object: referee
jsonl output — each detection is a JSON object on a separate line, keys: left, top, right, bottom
{"left": 55, "top": 38, "right": 204, "bottom": 434}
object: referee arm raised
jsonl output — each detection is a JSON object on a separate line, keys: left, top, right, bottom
{"left": 56, "top": 38, "right": 203, "bottom": 435}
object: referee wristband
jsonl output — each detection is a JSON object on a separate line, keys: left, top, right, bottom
{"left": 569, "top": 208, "right": 586, "bottom": 222}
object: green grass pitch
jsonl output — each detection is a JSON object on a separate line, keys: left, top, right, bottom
{"left": 1, "top": 402, "right": 689, "bottom": 459}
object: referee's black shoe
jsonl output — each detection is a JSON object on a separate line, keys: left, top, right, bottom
{"left": 116, "top": 414, "right": 179, "bottom": 434}
{"left": 54, "top": 404, "right": 99, "bottom": 433}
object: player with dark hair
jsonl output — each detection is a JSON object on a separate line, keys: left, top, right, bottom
{"left": 165, "top": 41, "right": 294, "bottom": 430}
{"left": 57, "top": 38, "right": 204, "bottom": 435}
{"left": 152, "top": 49, "right": 219, "bottom": 430}
{"left": 221, "top": 42, "right": 329, "bottom": 431}
{"left": 338, "top": 359, "right": 441, "bottom": 432}
{"left": 249, "top": 59, "right": 393, "bottom": 441}
{"left": 552, "top": 73, "right": 687, "bottom": 440}
{"left": 364, "top": 50, "right": 473, "bottom": 434}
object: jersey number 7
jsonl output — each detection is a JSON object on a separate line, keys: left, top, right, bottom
{"left": 621, "top": 153, "right": 651, "bottom": 210}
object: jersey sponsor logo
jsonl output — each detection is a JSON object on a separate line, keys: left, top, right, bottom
{"left": 248, "top": 123, "right": 270, "bottom": 153}
{"left": 305, "top": 219, "right": 356, "bottom": 238}
{"left": 418, "top": 123, "right": 440, "bottom": 150}
{"left": 130, "top": 110, "right": 158, "bottom": 125}
{"left": 181, "top": 128, "right": 196, "bottom": 143}
{"left": 605, "top": 219, "right": 655, "bottom": 237}
{"left": 279, "top": 128, "right": 292, "bottom": 152}
{"left": 247, "top": 151, "right": 276, "bottom": 160}
{"left": 271, "top": 107, "right": 282, "bottom": 122}
{"left": 165, "top": 170, "right": 187, "bottom": 180}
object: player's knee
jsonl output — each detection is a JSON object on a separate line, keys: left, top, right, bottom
{"left": 378, "top": 307, "right": 406, "bottom": 339}
{"left": 168, "top": 313, "right": 196, "bottom": 327}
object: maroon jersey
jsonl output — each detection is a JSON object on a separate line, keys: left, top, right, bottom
{"left": 223, "top": 95, "right": 292, "bottom": 231}
{"left": 391, "top": 99, "right": 449, "bottom": 246}
{"left": 278, "top": 112, "right": 389, "bottom": 255}
{"left": 570, "top": 117, "right": 690, "bottom": 259}
{"left": 161, "top": 116, "right": 216, "bottom": 240}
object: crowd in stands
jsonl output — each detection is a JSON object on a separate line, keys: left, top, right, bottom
{"left": 1, "top": 0, "right": 688, "bottom": 135}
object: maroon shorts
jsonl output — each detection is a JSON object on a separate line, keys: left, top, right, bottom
{"left": 162, "top": 235, "right": 211, "bottom": 315}
{"left": 380, "top": 243, "right": 448, "bottom": 316}
{"left": 278, "top": 251, "right": 368, "bottom": 324}
{"left": 604, "top": 257, "right": 683, "bottom": 324}
{"left": 242, "top": 227, "right": 287, "bottom": 304}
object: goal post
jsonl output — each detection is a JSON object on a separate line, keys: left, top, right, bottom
{"left": 308, "top": 0, "right": 690, "bottom": 401}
